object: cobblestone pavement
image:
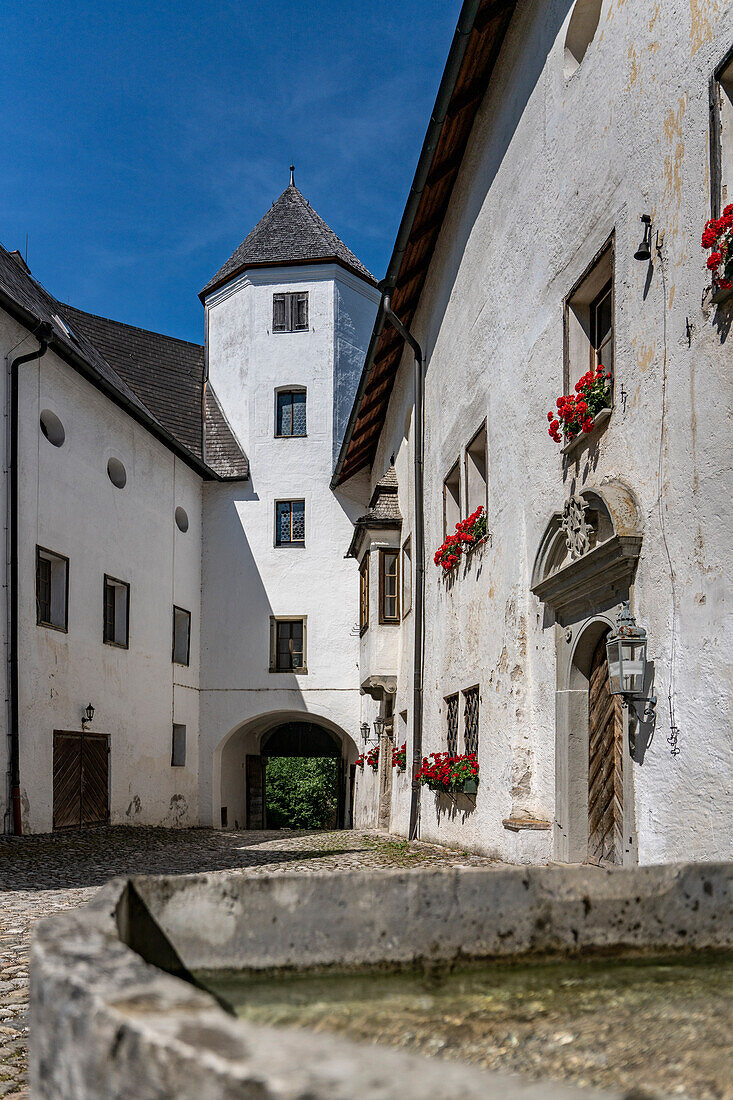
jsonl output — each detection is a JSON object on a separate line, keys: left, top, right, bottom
{"left": 0, "top": 827, "right": 499, "bottom": 1097}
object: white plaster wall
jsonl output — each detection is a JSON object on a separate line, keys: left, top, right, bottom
{"left": 360, "top": 0, "right": 733, "bottom": 862}
{"left": 201, "top": 265, "right": 378, "bottom": 825}
{"left": 10, "top": 332, "right": 202, "bottom": 834}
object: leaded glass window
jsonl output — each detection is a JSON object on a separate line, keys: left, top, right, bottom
{"left": 274, "top": 619, "right": 305, "bottom": 671}
{"left": 276, "top": 500, "right": 305, "bottom": 546}
{"left": 276, "top": 390, "right": 307, "bottom": 437}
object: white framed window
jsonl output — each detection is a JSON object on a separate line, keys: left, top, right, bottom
{"left": 36, "top": 547, "right": 68, "bottom": 632}
{"left": 273, "top": 291, "right": 308, "bottom": 332}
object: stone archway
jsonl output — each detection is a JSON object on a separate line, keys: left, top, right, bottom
{"left": 213, "top": 712, "right": 358, "bottom": 831}
{"left": 531, "top": 481, "right": 642, "bottom": 865}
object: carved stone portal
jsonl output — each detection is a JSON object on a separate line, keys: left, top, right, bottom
{"left": 561, "top": 494, "right": 592, "bottom": 560}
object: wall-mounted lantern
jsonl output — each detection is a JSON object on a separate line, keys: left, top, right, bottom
{"left": 360, "top": 721, "right": 371, "bottom": 744}
{"left": 81, "top": 703, "right": 95, "bottom": 729}
{"left": 373, "top": 715, "right": 385, "bottom": 739}
{"left": 634, "top": 214, "right": 652, "bottom": 261}
{"left": 606, "top": 604, "right": 652, "bottom": 706}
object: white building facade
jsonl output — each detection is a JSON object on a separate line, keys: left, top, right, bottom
{"left": 339, "top": 0, "right": 733, "bottom": 865}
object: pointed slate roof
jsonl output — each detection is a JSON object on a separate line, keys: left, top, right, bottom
{"left": 201, "top": 183, "right": 375, "bottom": 298}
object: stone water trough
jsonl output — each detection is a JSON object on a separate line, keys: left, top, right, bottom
{"left": 31, "top": 862, "right": 732, "bottom": 1099}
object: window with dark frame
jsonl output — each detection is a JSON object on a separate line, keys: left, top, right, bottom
{"left": 36, "top": 546, "right": 68, "bottom": 631}
{"left": 465, "top": 423, "right": 488, "bottom": 518}
{"left": 172, "top": 606, "right": 191, "bottom": 665}
{"left": 272, "top": 618, "right": 306, "bottom": 672}
{"left": 272, "top": 291, "right": 309, "bottom": 332}
{"left": 401, "top": 538, "right": 412, "bottom": 617}
{"left": 446, "top": 693, "right": 459, "bottom": 756}
{"left": 443, "top": 461, "right": 461, "bottom": 538}
{"left": 103, "top": 575, "right": 129, "bottom": 648}
{"left": 379, "top": 549, "right": 399, "bottom": 624}
{"left": 275, "top": 500, "right": 305, "bottom": 546}
{"left": 276, "top": 390, "right": 307, "bottom": 437}
{"left": 463, "top": 686, "right": 480, "bottom": 756}
{"left": 564, "top": 240, "right": 614, "bottom": 397}
{"left": 359, "top": 553, "right": 369, "bottom": 634}
{"left": 171, "top": 724, "right": 186, "bottom": 767}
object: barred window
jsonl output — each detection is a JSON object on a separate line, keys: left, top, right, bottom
{"left": 446, "top": 693, "right": 459, "bottom": 756}
{"left": 273, "top": 291, "right": 308, "bottom": 332}
{"left": 276, "top": 500, "right": 305, "bottom": 546}
{"left": 271, "top": 618, "right": 306, "bottom": 672}
{"left": 463, "top": 686, "right": 479, "bottom": 756}
{"left": 379, "top": 549, "right": 399, "bottom": 623}
{"left": 276, "top": 390, "right": 307, "bottom": 437}
{"left": 359, "top": 553, "right": 369, "bottom": 634}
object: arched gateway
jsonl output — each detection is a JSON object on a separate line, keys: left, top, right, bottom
{"left": 213, "top": 712, "right": 359, "bottom": 831}
{"left": 531, "top": 481, "right": 642, "bottom": 866}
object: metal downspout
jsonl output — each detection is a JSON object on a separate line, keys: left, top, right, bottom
{"left": 8, "top": 325, "right": 51, "bottom": 835}
{"left": 381, "top": 296, "right": 424, "bottom": 841}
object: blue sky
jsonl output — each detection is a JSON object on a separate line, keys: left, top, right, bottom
{"left": 2, "top": 1, "right": 460, "bottom": 343}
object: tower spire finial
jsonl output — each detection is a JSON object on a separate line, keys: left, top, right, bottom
{"left": 289, "top": 164, "right": 295, "bottom": 187}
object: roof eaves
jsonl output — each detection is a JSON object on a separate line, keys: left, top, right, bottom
{"left": 200, "top": 254, "right": 378, "bottom": 302}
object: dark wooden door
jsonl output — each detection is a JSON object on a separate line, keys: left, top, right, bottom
{"left": 246, "top": 755, "right": 266, "bottom": 829}
{"left": 587, "top": 637, "right": 623, "bottom": 864}
{"left": 53, "top": 730, "right": 109, "bottom": 829}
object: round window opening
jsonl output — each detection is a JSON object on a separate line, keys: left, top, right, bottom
{"left": 107, "top": 457, "right": 127, "bottom": 489}
{"left": 564, "top": 0, "right": 603, "bottom": 79}
{"left": 40, "top": 409, "right": 65, "bottom": 447}
{"left": 175, "top": 506, "right": 189, "bottom": 533}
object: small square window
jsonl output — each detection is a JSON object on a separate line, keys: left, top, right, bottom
{"left": 103, "top": 575, "right": 129, "bottom": 648}
{"left": 379, "top": 549, "right": 399, "bottom": 624}
{"left": 272, "top": 291, "right": 308, "bottom": 332}
{"left": 171, "top": 724, "right": 186, "bottom": 767}
{"left": 359, "top": 553, "right": 369, "bottom": 634}
{"left": 443, "top": 461, "right": 461, "bottom": 539}
{"left": 36, "top": 547, "right": 68, "bottom": 631}
{"left": 401, "top": 538, "right": 412, "bottom": 617}
{"left": 172, "top": 606, "right": 191, "bottom": 665}
{"left": 275, "top": 500, "right": 305, "bottom": 546}
{"left": 276, "top": 390, "right": 307, "bottom": 437}
{"left": 270, "top": 617, "right": 307, "bottom": 673}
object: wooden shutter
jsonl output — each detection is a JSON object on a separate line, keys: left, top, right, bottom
{"left": 273, "top": 294, "right": 287, "bottom": 331}
{"left": 588, "top": 637, "right": 623, "bottom": 864}
{"left": 294, "top": 291, "right": 308, "bottom": 329}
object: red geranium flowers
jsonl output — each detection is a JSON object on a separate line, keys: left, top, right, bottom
{"left": 434, "top": 506, "right": 487, "bottom": 572}
{"left": 547, "top": 364, "right": 612, "bottom": 445}
{"left": 392, "top": 742, "right": 407, "bottom": 770}
{"left": 702, "top": 205, "right": 733, "bottom": 292}
{"left": 415, "top": 751, "right": 479, "bottom": 792}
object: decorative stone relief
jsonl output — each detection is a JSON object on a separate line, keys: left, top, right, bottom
{"left": 561, "top": 494, "right": 592, "bottom": 560}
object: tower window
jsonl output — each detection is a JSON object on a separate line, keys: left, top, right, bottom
{"left": 273, "top": 291, "right": 308, "bottom": 332}
{"left": 275, "top": 500, "right": 305, "bottom": 546}
{"left": 276, "top": 390, "right": 307, "bottom": 437}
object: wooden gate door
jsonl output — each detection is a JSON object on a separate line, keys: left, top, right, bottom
{"left": 53, "top": 730, "right": 109, "bottom": 829}
{"left": 246, "top": 755, "right": 266, "bottom": 829}
{"left": 587, "top": 637, "right": 623, "bottom": 864}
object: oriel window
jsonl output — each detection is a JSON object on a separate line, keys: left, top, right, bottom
{"left": 272, "top": 291, "right": 309, "bottom": 332}
{"left": 103, "top": 575, "right": 129, "bottom": 648}
{"left": 275, "top": 500, "right": 305, "bottom": 546}
{"left": 379, "top": 549, "right": 399, "bottom": 624}
{"left": 359, "top": 553, "right": 369, "bottom": 634}
{"left": 276, "top": 390, "right": 307, "bottom": 437}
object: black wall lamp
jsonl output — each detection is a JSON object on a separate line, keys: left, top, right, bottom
{"left": 81, "top": 703, "right": 95, "bottom": 729}
{"left": 634, "top": 214, "right": 652, "bottom": 261}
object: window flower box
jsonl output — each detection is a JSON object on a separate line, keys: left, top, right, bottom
{"left": 547, "top": 366, "right": 612, "bottom": 447}
{"left": 434, "top": 506, "right": 487, "bottom": 573}
{"left": 561, "top": 406, "right": 612, "bottom": 456}
{"left": 702, "top": 206, "right": 733, "bottom": 304}
{"left": 365, "top": 744, "right": 379, "bottom": 771}
{"left": 392, "top": 742, "right": 406, "bottom": 771}
{"left": 416, "top": 751, "right": 479, "bottom": 793}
